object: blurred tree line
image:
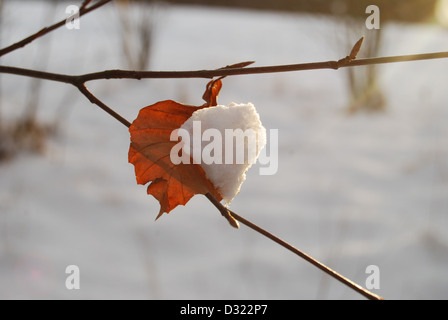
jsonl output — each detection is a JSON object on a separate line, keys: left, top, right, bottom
{"left": 119, "top": 0, "right": 437, "bottom": 23}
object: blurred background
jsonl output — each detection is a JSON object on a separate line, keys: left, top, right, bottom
{"left": 0, "top": 0, "right": 447, "bottom": 299}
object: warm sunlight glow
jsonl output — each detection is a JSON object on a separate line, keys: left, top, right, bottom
{"left": 436, "top": 0, "right": 448, "bottom": 27}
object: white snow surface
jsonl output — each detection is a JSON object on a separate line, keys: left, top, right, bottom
{"left": 180, "top": 102, "right": 266, "bottom": 205}
{"left": 0, "top": 1, "right": 448, "bottom": 299}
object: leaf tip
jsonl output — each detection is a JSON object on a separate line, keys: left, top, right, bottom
{"left": 155, "top": 210, "right": 164, "bottom": 221}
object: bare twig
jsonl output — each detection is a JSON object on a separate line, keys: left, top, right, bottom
{"left": 0, "top": 65, "right": 74, "bottom": 83}
{"left": 205, "top": 192, "right": 240, "bottom": 229}
{"left": 75, "top": 83, "right": 132, "bottom": 128}
{"left": 80, "top": 0, "right": 94, "bottom": 11}
{"left": 1, "top": 47, "right": 448, "bottom": 83}
{"left": 205, "top": 193, "right": 383, "bottom": 300}
{"left": 3, "top": 49, "right": 448, "bottom": 84}
{"left": 0, "top": 0, "right": 112, "bottom": 57}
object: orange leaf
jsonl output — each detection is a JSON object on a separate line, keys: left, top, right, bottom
{"left": 129, "top": 80, "right": 223, "bottom": 220}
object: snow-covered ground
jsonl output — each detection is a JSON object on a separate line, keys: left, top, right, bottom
{"left": 1, "top": 1, "right": 448, "bottom": 299}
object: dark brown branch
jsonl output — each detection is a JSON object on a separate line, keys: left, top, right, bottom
{"left": 2, "top": 50, "right": 448, "bottom": 84}
{"left": 0, "top": 0, "right": 112, "bottom": 57}
{"left": 0, "top": 65, "right": 74, "bottom": 83}
{"left": 76, "top": 83, "right": 132, "bottom": 128}
{"left": 0, "top": 66, "right": 132, "bottom": 127}
{"left": 205, "top": 193, "right": 383, "bottom": 300}
{"left": 51, "top": 50, "right": 448, "bottom": 81}
{"left": 80, "top": 0, "right": 94, "bottom": 11}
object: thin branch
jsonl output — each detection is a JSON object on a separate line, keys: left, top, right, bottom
{"left": 0, "top": 65, "right": 74, "bottom": 83}
{"left": 78, "top": 50, "right": 448, "bottom": 80}
{"left": 205, "top": 193, "right": 383, "bottom": 300}
{"left": 80, "top": 0, "right": 94, "bottom": 11}
{"left": 1, "top": 49, "right": 448, "bottom": 85}
{"left": 0, "top": 0, "right": 112, "bottom": 57}
{"left": 3, "top": 49, "right": 448, "bottom": 84}
{"left": 205, "top": 191, "right": 240, "bottom": 229}
{"left": 76, "top": 83, "right": 132, "bottom": 128}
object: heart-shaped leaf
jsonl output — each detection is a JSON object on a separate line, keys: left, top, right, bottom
{"left": 128, "top": 80, "right": 223, "bottom": 219}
